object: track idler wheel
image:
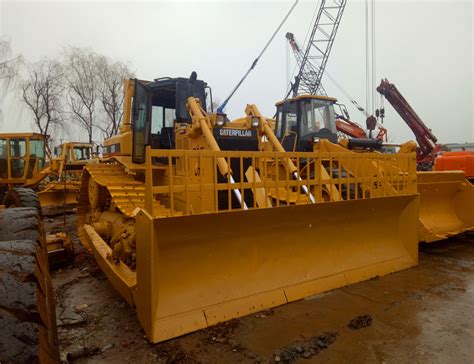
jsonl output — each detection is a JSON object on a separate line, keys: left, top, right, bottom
{"left": 88, "top": 177, "right": 107, "bottom": 210}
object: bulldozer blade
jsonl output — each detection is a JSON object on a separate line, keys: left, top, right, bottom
{"left": 38, "top": 181, "right": 79, "bottom": 215}
{"left": 134, "top": 194, "right": 418, "bottom": 343}
{"left": 418, "top": 171, "right": 474, "bottom": 243}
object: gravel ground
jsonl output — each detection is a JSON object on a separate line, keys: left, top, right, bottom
{"left": 47, "top": 215, "right": 474, "bottom": 363}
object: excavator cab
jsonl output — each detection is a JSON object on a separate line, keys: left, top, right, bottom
{"left": 275, "top": 95, "right": 338, "bottom": 152}
{"left": 132, "top": 76, "right": 208, "bottom": 164}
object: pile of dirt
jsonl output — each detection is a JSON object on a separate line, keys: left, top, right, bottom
{"left": 274, "top": 331, "right": 338, "bottom": 363}
{"left": 348, "top": 314, "right": 373, "bottom": 330}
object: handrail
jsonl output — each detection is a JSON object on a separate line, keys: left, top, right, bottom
{"left": 143, "top": 147, "right": 417, "bottom": 217}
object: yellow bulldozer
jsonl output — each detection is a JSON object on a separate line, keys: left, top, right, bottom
{"left": 38, "top": 141, "right": 95, "bottom": 211}
{"left": 76, "top": 74, "right": 428, "bottom": 343}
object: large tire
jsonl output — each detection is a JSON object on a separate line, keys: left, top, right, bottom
{"left": 4, "top": 187, "right": 42, "bottom": 215}
{"left": 0, "top": 208, "right": 59, "bottom": 363}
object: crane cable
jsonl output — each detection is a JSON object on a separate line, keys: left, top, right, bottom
{"left": 217, "top": 0, "right": 299, "bottom": 113}
{"left": 372, "top": 0, "right": 377, "bottom": 115}
{"left": 365, "top": 0, "right": 370, "bottom": 114}
{"left": 365, "top": 0, "right": 378, "bottom": 116}
{"left": 323, "top": 69, "right": 368, "bottom": 117}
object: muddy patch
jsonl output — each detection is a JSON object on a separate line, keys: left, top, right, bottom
{"left": 348, "top": 314, "right": 373, "bottom": 330}
{"left": 274, "top": 331, "right": 338, "bottom": 363}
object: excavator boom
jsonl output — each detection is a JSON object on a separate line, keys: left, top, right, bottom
{"left": 376, "top": 79, "right": 439, "bottom": 167}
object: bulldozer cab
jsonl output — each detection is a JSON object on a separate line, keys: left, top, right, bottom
{"left": 275, "top": 95, "right": 338, "bottom": 151}
{"left": 54, "top": 142, "right": 94, "bottom": 168}
{"left": 54, "top": 143, "right": 93, "bottom": 162}
{"left": 132, "top": 76, "right": 208, "bottom": 164}
{"left": 0, "top": 133, "right": 47, "bottom": 186}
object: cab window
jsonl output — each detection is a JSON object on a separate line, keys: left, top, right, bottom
{"left": 9, "top": 138, "right": 26, "bottom": 178}
{"left": 284, "top": 102, "right": 298, "bottom": 135}
{"left": 300, "top": 99, "right": 337, "bottom": 136}
{"left": 151, "top": 106, "right": 164, "bottom": 134}
{"left": 30, "top": 139, "right": 45, "bottom": 158}
{"left": 0, "top": 139, "right": 7, "bottom": 179}
{"left": 301, "top": 101, "right": 318, "bottom": 134}
{"left": 73, "top": 147, "right": 91, "bottom": 160}
{"left": 29, "top": 139, "right": 46, "bottom": 175}
{"left": 315, "top": 100, "right": 336, "bottom": 133}
{"left": 275, "top": 106, "right": 284, "bottom": 139}
{"left": 10, "top": 138, "right": 26, "bottom": 158}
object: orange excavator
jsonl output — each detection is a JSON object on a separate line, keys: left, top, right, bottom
{"left": 377, "top": 79, "right": 472, "bottom": 178}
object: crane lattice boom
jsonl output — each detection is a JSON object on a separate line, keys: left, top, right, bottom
{"left": 290, "top": 0, "right": 346, "bottom": 97}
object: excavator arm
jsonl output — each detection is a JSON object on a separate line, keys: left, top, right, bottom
{"left": 335, "top": 118, "right": 367, "bottom": 139}
{"left": 377, "top": 79, "right": 439, "bottom": 167}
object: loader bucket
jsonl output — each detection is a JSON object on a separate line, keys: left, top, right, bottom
{"left": 417, "top": 171, "right": 474, "bottom": 243}
{"left": 134, "top": 194, "right": 419, "bottom": 343}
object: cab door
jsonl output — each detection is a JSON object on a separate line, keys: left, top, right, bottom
{"left": 132, "top": 79, "right": 150, "bottom": 164}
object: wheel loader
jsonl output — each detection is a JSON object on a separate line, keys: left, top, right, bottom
{"left": 0, "top": 133, "right": 83, "bottom": 264}
{"left": 76, "top": 74, "right": 420, "bottom": 343}
{"left": 0, "top": 133, "right": 94, "bottom": 210}
{"left": 244, "top": 94, "right": 474, "bottom": 243}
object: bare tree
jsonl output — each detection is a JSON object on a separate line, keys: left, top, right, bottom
{"left": 20, "top": 59, "right": 64, "bottom": 152}
{"left": 63, "top": 47, "right": 98, "bottom": 143}
{"left": 0, "top": 36, "right": 22, "bottom": 125}
{"left": 96, "top": 56, "right": 133, "bottom": 138}
{"left": 0, "top": 36, "right": 21, "bottom": 85}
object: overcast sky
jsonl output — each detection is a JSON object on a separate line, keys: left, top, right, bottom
{"left": 0, "top": 0, "right": 472, "bottom": 144}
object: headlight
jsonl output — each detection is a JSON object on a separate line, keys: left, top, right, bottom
{"left": 251, "top": 117, "right": 260, "bottom": 128}
{"left": 312, "top": 136, "right": 320, "bottom": 143}
{"left": 216, "top": 114, "right": 226, "bottom": 127}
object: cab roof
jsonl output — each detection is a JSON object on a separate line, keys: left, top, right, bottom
{"left": 57, "top": 142, "right": 94, "bottom": 148}
{"left": 0, "top": 132, "right": 46, "bottom": 139}
{"left": 275, "top": 94, "right": 337, "bottom": 106}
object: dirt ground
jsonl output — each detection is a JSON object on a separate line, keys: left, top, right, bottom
{"left": 46, "top": 214, "right": 474, "bottom": 363}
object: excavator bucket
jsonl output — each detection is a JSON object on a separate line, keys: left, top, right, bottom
{"left": 417, "top": 171, "right": 474, "bottom": 242}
